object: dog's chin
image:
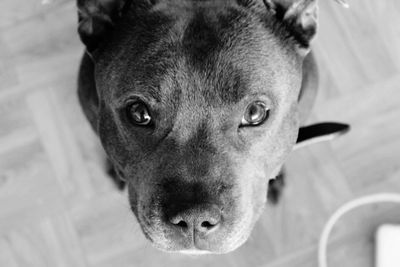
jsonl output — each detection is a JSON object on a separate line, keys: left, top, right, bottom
{"left": 148, "top": 233, "right": 251, "bottom": 255}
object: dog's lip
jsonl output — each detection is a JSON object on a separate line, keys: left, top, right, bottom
{"left": 177, "top": 249, "right": 212, "bottom": 255}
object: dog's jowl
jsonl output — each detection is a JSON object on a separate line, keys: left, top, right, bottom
{"left": 77, "top": 0, "right": 349, "bottom": 254}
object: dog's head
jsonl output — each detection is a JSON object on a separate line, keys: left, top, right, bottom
{"left": 77, "top": 0, "right": 319, "bottom": 254}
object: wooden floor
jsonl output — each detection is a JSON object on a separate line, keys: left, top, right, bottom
{"left": 1, "top": 0, "right": 400, "bottom": 266}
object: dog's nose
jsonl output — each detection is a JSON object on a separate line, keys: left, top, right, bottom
{"left": 168, "top": 204, "right": 222, "bottom": 233}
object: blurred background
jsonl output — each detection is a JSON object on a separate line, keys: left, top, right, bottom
{"left": 0, "top": 0, "right": 400, "bottom": 266}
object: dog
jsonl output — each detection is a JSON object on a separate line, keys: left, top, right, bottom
{"left": 76, "top": 0, "right": 349, "bottom": 254}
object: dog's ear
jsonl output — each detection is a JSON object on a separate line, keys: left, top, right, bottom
{"left": 78, "top": 0, "right": 160, "bottom": 52}
{"left": 78, "top": 52, "right": 100, "bottom": 131}
{"left": 294, "top": 122, "right": 350, "bottom": 150}
{"left": 264, "top": 0, "right": 318, "bottom": 55}
{"left": 77, "top": 0, "right": 129, "bottom": 52}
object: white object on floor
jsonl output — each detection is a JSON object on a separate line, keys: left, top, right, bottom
{"left": 376, "top": 224, "right": 400, "bottom": 267}
{"left": 318, "top": 193, "right": 400, "bottom": 267}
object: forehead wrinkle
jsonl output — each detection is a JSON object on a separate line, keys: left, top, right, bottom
{"left": 179, "top": 4, "right": 248, "bottom": 69}
{"left": 207, "top": 60, "right": 249, "bottom": 105}
{"left": 177, "top": 6, "right": 260, "bottom": 106}
{"left": 111, "top": 81, "right": 162, "bottom": 106}
{"left": 182, "top": 11, "right": 220, "bottom": 68}
{"left": 112, "top": 39, "right": 185, "bottom": 105}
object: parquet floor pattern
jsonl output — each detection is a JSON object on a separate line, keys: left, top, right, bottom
{"left": 0, "top": 1, "right": 399, "bottom": 266}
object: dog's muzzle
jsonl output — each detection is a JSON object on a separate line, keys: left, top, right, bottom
{"left": 135, "top": 177, "right": 249, "bottom": 254}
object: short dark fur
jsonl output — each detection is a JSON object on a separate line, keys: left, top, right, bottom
{"left": 77, "top": 0, "right": 348, "bottom": 254}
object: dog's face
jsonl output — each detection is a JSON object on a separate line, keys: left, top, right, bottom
{"left": 78, "top": 0, "right": 318, "bottom": 254}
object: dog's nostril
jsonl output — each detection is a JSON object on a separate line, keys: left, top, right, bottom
{"left": 200, "top": 221, "right": 217, "bottom": 229}
{"left": 167, "top": 204, "right": 221, "bottom": 232}
{"left": 169, "top": 215, "right": 189, "bottom": 228}
{"left": 176, "top": 220, "right": 188, "bottom": 228}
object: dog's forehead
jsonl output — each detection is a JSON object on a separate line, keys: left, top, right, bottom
{"left": 106, "top": 0, "right": 296, "bottom": 106}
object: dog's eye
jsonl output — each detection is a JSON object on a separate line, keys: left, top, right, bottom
{"left": 126, "top": 101, "right": 152, "bottom": 126}
{"left": 241, "top": 101, "right": 269, "bottom": 126}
